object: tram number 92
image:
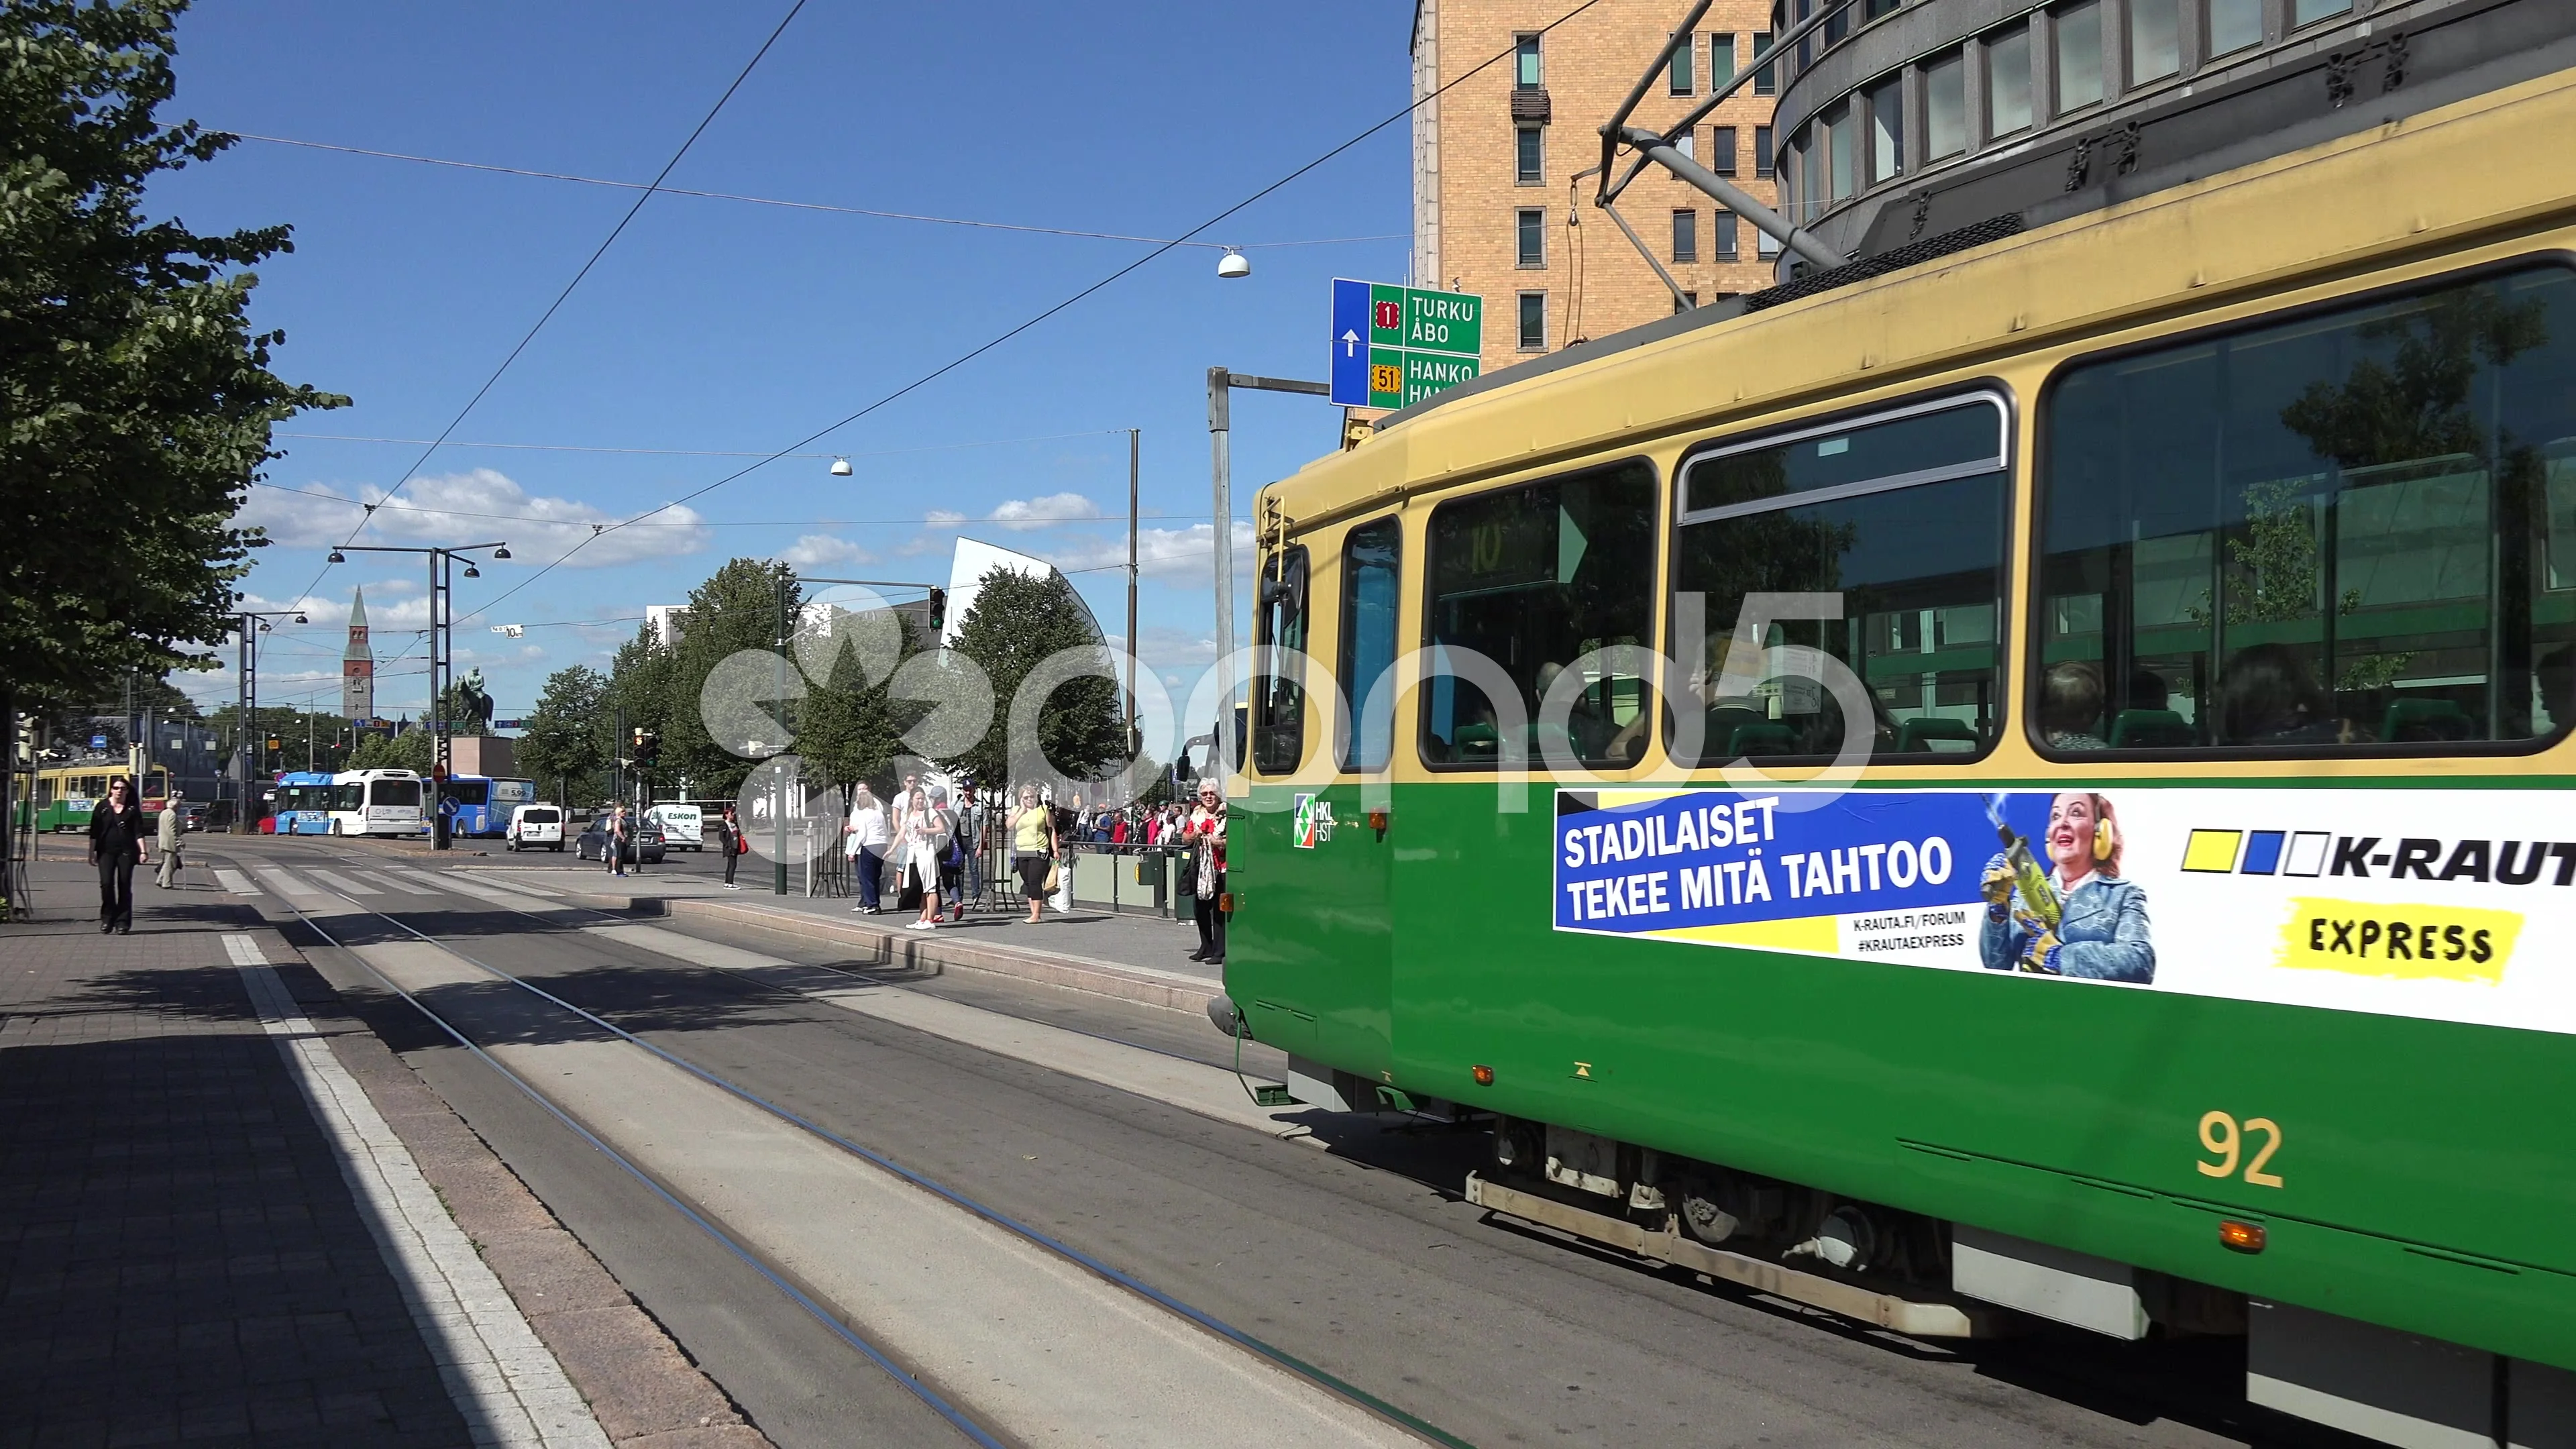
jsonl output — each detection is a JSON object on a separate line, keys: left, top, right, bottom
{"left": 2197, "top": 1111, "right": 2284, "bottom": 1188}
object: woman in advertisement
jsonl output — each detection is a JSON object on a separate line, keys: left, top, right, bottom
{"left": 1978, "top": 792, "right": 2155, "bottom": 983}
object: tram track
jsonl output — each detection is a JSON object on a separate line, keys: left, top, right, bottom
{"left": 264, "top": 869, "right": 1465, "bottom": 1449}
{"left": 217, "top": 841, "right": 2349, "bottom": 1449}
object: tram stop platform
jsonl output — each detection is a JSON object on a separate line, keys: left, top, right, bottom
{"left": 0, "top": 858, "right": 767, "bottom": 1449}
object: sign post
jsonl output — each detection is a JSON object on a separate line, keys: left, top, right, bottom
{"left": 1330, "top": 279, "right": 1483, "bottom": 409}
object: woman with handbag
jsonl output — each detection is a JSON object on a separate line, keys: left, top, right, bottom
{"left": 717, "top": 804, "right": 745, "bottom": 890}
{"left": 1180, "top": 780, "right": 1228, "bottom": 964}
{"left": 900, "top": 787, "right": 943, "bottom": 930}
{"left": 1010, "top": 784, "right": 1056, "bottom": 924}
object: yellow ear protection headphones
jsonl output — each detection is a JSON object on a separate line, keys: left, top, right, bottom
{"left": 2091, "top": 796, "right": 2117, "bottom": 863}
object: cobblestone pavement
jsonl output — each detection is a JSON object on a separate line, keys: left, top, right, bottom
{"left": 0, "top": 865, "right": 482, "bottom": 1448}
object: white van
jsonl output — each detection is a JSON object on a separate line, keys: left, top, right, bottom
{"left": 645, "top": 803, "right": 704, "bottom": 851}
{"left": 506, "top": 803, "right": 566, "bottom": 851}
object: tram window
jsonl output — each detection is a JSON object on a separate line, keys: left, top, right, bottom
{"left": 2039, "top": 264, "right": 2576, "bottom": 753}
{"left": 1421, "top": 462, "right": 1658, "bottom": 769}
{"left": 1340, "top": 519, "right": 1402, "bottom": 772}
{"left": 1673, "top": 395, "right": 2010, "bottom": 765}
{"left": 1252, "top": 546, "right": 1310, "bottom": 774}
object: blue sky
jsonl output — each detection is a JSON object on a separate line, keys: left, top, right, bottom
{"left": 161, "top": 0, "right": 1418, "bottom": 757}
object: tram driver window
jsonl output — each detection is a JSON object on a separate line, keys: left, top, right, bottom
{"left": 1421, "top": 462, "right": 1658, "bottom": 768}
{"left": 1672, "top": 395, "right": 2011, "bottom": 764}
{"left": 2039, "top": 265, "right": 2576, "bottom": 753}
{"left": 1252, "top": 545, "right": 1310, "bottom": 774}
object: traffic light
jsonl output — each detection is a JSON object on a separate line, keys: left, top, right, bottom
{"left": 927, "top": 587, "right": 947, "bottom": 632}
{"left": 633, "top": 728, "right": 660, "bottom": 769}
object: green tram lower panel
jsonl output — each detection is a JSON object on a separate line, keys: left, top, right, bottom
{"left": 1226, "top": 778, "right": 2576, "bottom": 1371}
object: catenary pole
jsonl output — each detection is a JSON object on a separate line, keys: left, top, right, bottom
{"left": 1126, "top": 428, "right": 1140, "bottom": 751}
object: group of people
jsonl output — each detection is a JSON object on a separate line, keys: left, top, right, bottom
{"left": 834, "top": 774, "right": 1231, "bottom": 961}
{"left": 841, "top": 773, "right": 973, "bottom": 930}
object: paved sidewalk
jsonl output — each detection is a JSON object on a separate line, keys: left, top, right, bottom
{"left": 0, "top": 859, "right": 764, "bottom": 1449}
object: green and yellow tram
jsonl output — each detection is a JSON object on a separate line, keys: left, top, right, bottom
{"left": 19, "top": 761, "right": 174, "bottom": 833}
{"left": 1228, "top": 69, "right": 2576, "bottom": 1445}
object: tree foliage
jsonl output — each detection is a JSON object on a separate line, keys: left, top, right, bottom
{"left": 0, "top": 0, "right": 343, "bottom": 707}
{"left": 660, "top": 559, "right": 793, "bottom": 801}
{"left": 518, "top": 664, "right": 608, "bottom": 805}
{"left": 940, "top": 565, "right": 1124, "bottom": 790}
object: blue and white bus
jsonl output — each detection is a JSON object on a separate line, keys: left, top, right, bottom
{"left": 272, "top": 771, "right": 343, "bottom": 835}
{"left": 440, "top": 775, "right": 537, "bottom": 837}
{"left": 328, "top": 769, "right": 427, "bottom": 837}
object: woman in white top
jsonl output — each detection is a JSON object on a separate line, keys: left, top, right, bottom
{"left": 846, "top": 786, "right": 889, "bottom": 914}
{"left": 900, "top": 788, "right": 944, "bottom": 929}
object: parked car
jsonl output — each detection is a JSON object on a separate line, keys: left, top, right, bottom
{"left": 175, "top": 802, "right": 209, "bottom": 833}
{"left": 645, "top": 802, "right": 704, "bottom": 851}
{"left": 574, "top": 814, "right": 665, "bottom": 865}
{"left": 506, "top": 804, "right": 566, "bottom": 852}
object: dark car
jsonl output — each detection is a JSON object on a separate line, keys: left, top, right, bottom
{"left": 574, "top": 814, "right": 665, "bottom": 865}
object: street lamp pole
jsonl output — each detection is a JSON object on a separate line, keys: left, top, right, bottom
{"left": 231, "top": 608, "right": 304, "bottom": 834}
{"left": 1126, "top": 428, "right": 1140, "bottom": 752}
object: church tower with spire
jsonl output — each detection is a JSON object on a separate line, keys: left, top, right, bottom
{"left": 341, "top": 588, "right": 374, "bottom": 722}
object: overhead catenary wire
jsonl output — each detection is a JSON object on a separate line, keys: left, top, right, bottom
{"left": 453, "top": 0, "right": 1613, "bottom": 631}
{"left": 229, "top": 133, "right": 1407, "bottom": 252}
{"left": 282, "top": 0, "right": 814, "bottom": 612}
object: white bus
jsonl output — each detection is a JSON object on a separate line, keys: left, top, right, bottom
{"left": 328, "top": 768, "right": 427, "bottom": 837}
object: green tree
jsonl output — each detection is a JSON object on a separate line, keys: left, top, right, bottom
{"left": 0, "top": 0, "right": 344, "bottom": 714}
{"left": 519, "top": 665, "right": 608, "bottom": 806}
{"left": 659, "top": 559, "right": 794, "bottom": 800}
{"left": 796, "top": 607, "right": 931, "bottom": 801}
{"left": 598, "top": 623, "right": 675, "bottom": 797}
{"left": 941, "top": 565, "right": 1124, "bottom": 790}
{"left": 347, "top": 727, "right": 429, "bottom": 773}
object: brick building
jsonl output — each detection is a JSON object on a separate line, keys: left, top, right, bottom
{"left": 1410, "top": 0, "right": 1782, "bottom": 376}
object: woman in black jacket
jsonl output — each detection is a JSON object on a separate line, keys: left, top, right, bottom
{"left": 88, "top": 775, "right": 150, "bottom": 934}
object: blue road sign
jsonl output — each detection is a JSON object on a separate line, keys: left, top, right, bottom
{"left": 1330, "top": 279, "right": 1371, "bottom": 407}
{"left": 90, "top": 734, "right": 107, "bottom": 749}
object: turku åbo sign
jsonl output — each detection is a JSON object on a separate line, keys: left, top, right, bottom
{"left": 1330, "top": 278, "right": 1483, "bottom": 409}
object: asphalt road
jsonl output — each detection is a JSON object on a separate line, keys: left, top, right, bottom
{"left": 212, "top": 834, "right": 2373, "bottom": 1449}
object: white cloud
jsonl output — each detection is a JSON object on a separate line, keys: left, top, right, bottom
{"left": 985, "top": 492, "right": 1102, "bottom": 531}
{"left": 1044, "top": 521, "right": 1255, "bottom": 584}
{"left": 922, "top": 509, "right": 969, "bottom": 529}
{"left": 235, "top": 468, "right": 711, "bottom": 568}
{"left": 1135, "top": 626, "right": 1220, "bottom": 665}
{"left": 779, "top": 533, "right": 873, "bottom": 569}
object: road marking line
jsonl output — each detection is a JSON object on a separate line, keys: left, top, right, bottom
{"left": 303, "top": 867, "right": 379, "bottom": 896}
{"left": 215, "top": 867, "right": 260, "bottom": 896}
{"left": 225, "top": 933, "right": 609, "bottom": 1449}
{"left": 252, "top": 866, "right": 328, "bottom": 900}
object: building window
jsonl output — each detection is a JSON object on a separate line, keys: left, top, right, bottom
{"left": 1711, "top": 33, "right": 1737, "bottom": 91}
{"left": 1672, "top": 209, "right": 1699, "bottom": 263}
{"left": 1866, "top": 0, "right": 1901, "bottom": 17}
{"left": 1516, "top": 207, "right": 1546, "bottom": 267}
{"left": 1866, "top": 74, "right": 1903, "bottom": 184}
{"left": 2293, "top": 0, "right": 2351, "bottom": 25}
{"left": 1712, "top": 124, "right": 1739, "bottom": 175}
{"left": 1753, "top": 32, "right": 1776, "bottom": 95}
{"left": 1924, "top": 50, "right": 1966, "bottom": 158}
{"left": 1988, "top": 23, "right": 2033, "bottom": 135}
{"left": 2131, "top": 0, "right": 2181, "bottom": 83}
{"left": 1674, "top": 290, "right": 1699, "bottom": 314}
{"left": 2208, "top": 0, "right": 2263, "bottom": 54}
{"left": 1515, "top": 34, "right": 1542, "bottom": 88}
{"left": 1516, "top": 125, "right": 1544, "bottom": 184}
{"left": 1825, "top": 102, "right": 1856, "bottom": 203}
{"left": 1758, "top": 225, "right": 1781, "bottom": 258}
{"left": 1714, "top": 213, "right": 1739, "bottom": 259}
{"left": 2055, "top": 1, "right": 2105, "bottom": 113}
{"left": 1669, "top": 33, "right": 1695, "bottom": 94}
{"left": 1755, "top": 124, "right": 1775, "bottom": 177}
{"left": 1517, "top": 291, "right": 1547, "bottom": 350}
{"left": 1676, "top": 130, "right": 1695, "bottom": 161}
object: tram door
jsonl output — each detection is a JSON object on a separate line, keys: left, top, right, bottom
{"left": 1238, "top": 525, "right": 1398, "bottom": 1081}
